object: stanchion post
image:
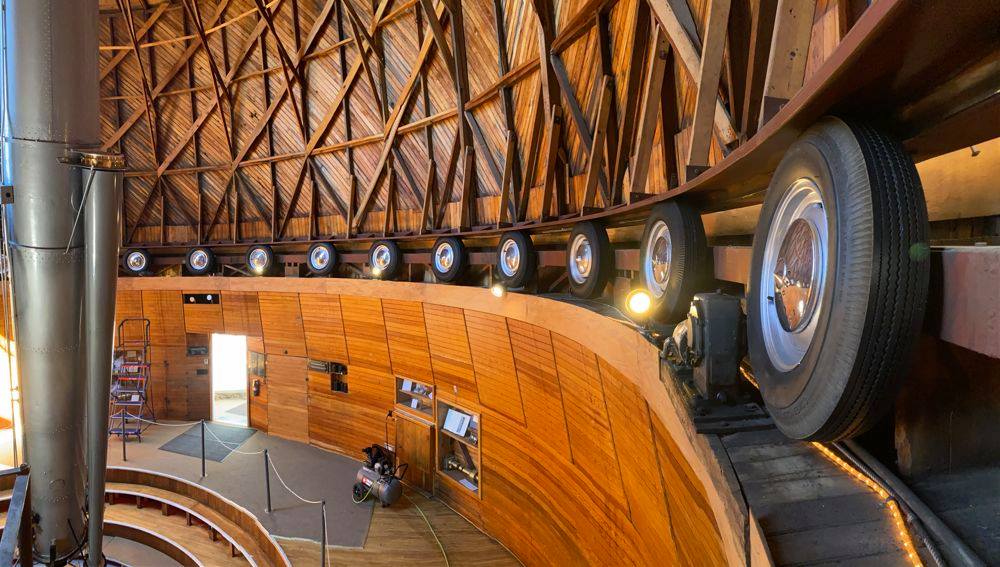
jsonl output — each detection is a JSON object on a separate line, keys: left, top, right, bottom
{"left": 264, "top": 449, "right": 272, "bottom": 513}
{"left": 200, "top": 420, "right": 206, "bottom": 478}
{"left": 320, "top": 500, "right": 327, "bottom": 567}
{"left": 121, "top": 409, "right": 126, "bottom": 462}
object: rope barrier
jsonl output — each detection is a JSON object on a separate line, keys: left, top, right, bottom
{"left": 267, "top": 458, "right": 323, "bottom": 505}
{"left": 203, "top": 425, "right": 266, "bottom": 456}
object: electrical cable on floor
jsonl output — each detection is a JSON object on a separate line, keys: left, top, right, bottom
{"left": 351, "top": 483, "right": 373, "bottom": 505}
{"left": 402, "top": 492, "right": 450, "bottom": 567}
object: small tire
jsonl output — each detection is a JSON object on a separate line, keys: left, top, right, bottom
{"left": 369, "top": 240, "right": 403, "bottom": 280}
{"left": 307, "top": 243, "right": 338, "bottom": 276}
{"left": 431, "top": 237, "right": 467, "bottom": 283}
{"left": 122, "top": 248, "right": 151, "bottom": 276}
{"left": 186, "top": 247, "right": 215, "bottom": 276}
{"left": 747, "top": 117, "right": 929, "bottom": 441}
{"left": 496, "top": 231, "right": 536, "bottom": 289}
{"left": 567, "top": 222, "right": 612, "bottom": 298}
{"left": 639, "top": 201, "right": 709, "bottom": 321}
{"left": 246, "top": 245, "right": 275, "bottom": 276}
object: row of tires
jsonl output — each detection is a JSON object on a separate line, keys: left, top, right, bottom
{"left": 121, "top": 199, "right": 708, "bottom": 322}
{"left": 122, "top": 118, "right": 931, "bottom": 441}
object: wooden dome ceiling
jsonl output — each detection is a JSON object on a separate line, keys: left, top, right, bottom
{"left": 99, "top": 0, "right": 855, "bottom": 246}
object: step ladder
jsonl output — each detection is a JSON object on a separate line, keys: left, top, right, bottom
{"left": 109, "top": 317, "right": 155, "bottom": 441}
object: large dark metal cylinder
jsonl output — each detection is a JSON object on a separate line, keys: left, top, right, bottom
{"left": 82, "top": 158, "right": 124, "bottom": 567}
{"left": 3, "top": 0, "right": 100, "bottom": 561}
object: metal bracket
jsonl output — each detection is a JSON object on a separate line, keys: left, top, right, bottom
{"left": 666, "top": 365, "right": 775, "bottom": 435}
{"left": 1, "top": 185, "right": 13, "bottom": 204}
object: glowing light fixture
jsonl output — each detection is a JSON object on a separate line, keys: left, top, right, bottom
{"left": 490, "top": 284, "right": 506, "bottom": 298}
{"left": 371, "top": 266, "right": 383, "bottom": 278}
{"left": 625, "top": 289, "right": 652, "bottom": 316}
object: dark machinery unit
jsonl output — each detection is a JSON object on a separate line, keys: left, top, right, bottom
{"left": 353, "top": 444, "right": 406, "bottom": 507}
{"left": 663, "top": 292, "right": 772, "bottom": 434}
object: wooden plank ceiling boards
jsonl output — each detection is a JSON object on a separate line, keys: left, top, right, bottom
{"left": 99, "top": 0, "right": 849, "bottom": 245}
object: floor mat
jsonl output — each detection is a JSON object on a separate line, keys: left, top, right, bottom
{"left": 158, "top": 422, "right": 256, "bottom": 462}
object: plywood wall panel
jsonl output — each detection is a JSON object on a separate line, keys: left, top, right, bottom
{"left": 424, "top": 304, "right": 479, "bottom": 406}
{"left": 115, "top": 290, "right": 144, "bottom": 343}
{"left": 142, "top": 290, "right": 186, "bottom": 346}
{"left": 222, "top": 291, "right": 263, "bottom": 337}
{"left": 340, "top": 296, "right": 391, "bottom": 371}
{"left": 652, "top": 411, "right": 728, "bottom": 566}
{"left": 599, "top": 358, "right": 681, "bottom": 564}
{"left": 552, "top": 333, "right": 627, "bottom": 508}
{"left": 465, "top": 310, "right": 525, "bottom": 424}
{"left": 299, "top": 293, "right": 349, "bottom": 363}
{"left": 307, "top": 366, "right": 393, "bottom": 456}
{"left": 258, "top": 292, "right": 307, "bottom": 357}
{"left": 381, "top": 299, "right": 433, "bottom": 383}
{"left": 266, "top": 354, "right": 309, "bottom": 443}
{"left": 183, "top": 292, "right": 225, "bottom": 335}
{"left": 507, "top": 319, "right": 570, "bottom": 459}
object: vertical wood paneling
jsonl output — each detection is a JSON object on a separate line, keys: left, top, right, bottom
{"left": 507, "top": 319, "right": 570, "bottom": 458}
{"left": 424, "top": 304, "right": 479, "bottom": 406}
{"left": 465, "top": 310, "right": 525, "bottom": 424}
{"left": 222, "top": 291, "right": 263, "bottom": 337}
{"left": 340, "top": 296, "right": 391, "bottom": 371}
{"left": 266, "top": 354, "right": 309, "bottom": 443}
{"left": 300, "top": 293, "right": 350, "bottom": 363}
{"left": 552, "top": 333, "right": 627, "bottom": 508}
{"left": 114, "top": 290, "right": 144, "bottom": 343}
{"left": 382, "top": 299, "right": 434, "bottom": 383}
{"left": 142, "top": 290, "right": 186, "bottom": 346}
{"left": 652, "top": 412, "right": 728, "bottom": 566}
{"left": 258, "top": 292, "right": 307, "bottom": 357}
{"left": 599, "top": 357, "right": 681, "bottom": 564}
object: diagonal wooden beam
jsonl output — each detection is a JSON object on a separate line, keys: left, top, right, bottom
{"left": 550, "top": 53, "right": 610, "bottom": 204}
{"left": 648, "top": 0, "right": 737, "bottom": 145}
{"left": 103, "top": 0, "right": 234, "bottom": 151}
{"left": 629, "top": 27, "right": 669, "bottom": 200}
{"left": 610, "top": 0, "right": 651, "bottom": 204}
{"left": 687, "top": 0, "right": 732, "bottom": 175}
{"left": 582, "top": 76, "right": 614, "bottom": 212}
{"left": 417, "top": 0, "right": 455, "bottom": 80}
{"left": 517, "top": 82, "right": 544, "bottom": 222}
{"left": 759, "top": 0, "right": 817, "bottom": 126}
{"left": 496, "top": 130, "right": 517, "bottom": 227}
{"left": 353, "top": 2, "right": 449, "bottom": 230}
{"left": 101, "top": 3, "right": 169, "bottom": 81}
{"left": 741, "top": 0, "right": 779, "bottom": 139}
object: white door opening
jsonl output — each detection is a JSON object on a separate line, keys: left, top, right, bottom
{"left": 210, "top": 333, "right": 248, "bottom": 427}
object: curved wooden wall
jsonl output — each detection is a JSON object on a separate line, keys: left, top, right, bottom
{"left": 117, "top": 277, "right": 755, "bottom": 565}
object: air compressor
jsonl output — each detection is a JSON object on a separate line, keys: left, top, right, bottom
{"left": 352, "top": 444, "right": 406, "bottom": 507}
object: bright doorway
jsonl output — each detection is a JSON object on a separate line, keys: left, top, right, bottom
{"left": 210, "top": 333, "right": 248, "bottom": 427}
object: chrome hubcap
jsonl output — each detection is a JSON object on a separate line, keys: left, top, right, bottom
{"left": 190, "top": 250, "right": 209, "bottom": 271}
{"left": 126, "top": 251, "right": 147, "bottom": 272}
{"left": 643, "top": 220, "right": 672, "bottom": 298}
{"left": 499, "top": 239, "right": 520, "bottom": 278}
{"left": 310, "top": 246, "right": 330, "bottom": 270}
{"left": 759, "top": 178, "right": 828, "bottom": 371}
{"left": 568, "top": 234, "right": 592, "bottom": 284}
{"left": 372, "top": 244, "right": 392, "bottom": 270}
{"left": 434, "top": 242, "right": 454, "bottom": 273}
{"left": 248, "top": 248, "right": 269, "bottom": 272}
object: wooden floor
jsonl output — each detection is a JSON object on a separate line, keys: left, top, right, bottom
{"left": 279, "top": 488, "right": 518, "bottom": 566}
{"left": 722, "top": 429, "right": 929, "bottom": 566}
{"left": 910, "top": 467, "right": 1000, "bottom": 563}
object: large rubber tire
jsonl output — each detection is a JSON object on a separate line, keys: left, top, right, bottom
{"left": 639, "top": 201, "right": 709, "bottom": 322}
{"left": 567, "top": 221, "right": 612, "bottom": 298}
{"left": 185, "top": 247, "right": 215, "bottom": 276}
{"left": 748, "top": 117, "right": 929, "bottom": 441}
{"left": 246, "top": 245, "right": 275, "bottom": 276}
{"left": 306, "top": 242, "right": 338, "bottom": 276}
{"left": 121, "top": 248, "right": 151, "bottom": 276}
{"left": 495, "top": 231, "right": 537, "bottom": 289}
{"left": 430, "top": 237, "right": 467, "bottom": 283}
{"left": 369, "top": 240, "right": 403, "bottom": 280}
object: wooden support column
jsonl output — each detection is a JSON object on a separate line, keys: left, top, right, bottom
{"left": 539, "top": 105, "right": 564, "bottom": 220}
{"left": 610, "top": 0, "right": 651, "bottom": 204}
{"left": 629, "top": 27, "right": 669, "bottom": 202}
{"left": 582, "top": 77, "right": 614, "bottom": 213}
{"left": 419, "top": 160, "right": 436, "bottom": 234}
{"left": 517, "top": 84, "right": 545, "bottom": 222}
{"left": 687, "top": 0, "right": 732, "bottom": 178}
{"left": 741, "top": 0, "right": 779, "bottom": 139}
{"left": 492, "top": 0, "right": 523, "bottom": 213}
{"left": 496, "top": 131, "right": 517, "bottom": 227}
{"left": 760, "top": 0, "right": 817, "bottom": 126}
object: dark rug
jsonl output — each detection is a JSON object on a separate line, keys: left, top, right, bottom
{"left": 158, "top": 422, "right": 256, "bottom": 462}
